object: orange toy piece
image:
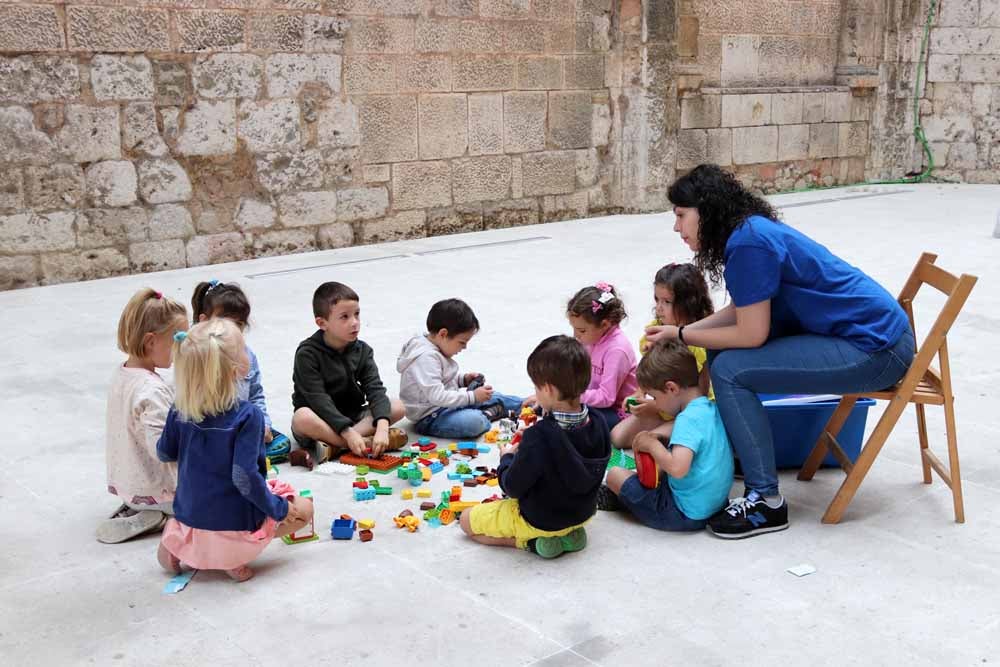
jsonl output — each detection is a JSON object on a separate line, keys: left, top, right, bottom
{"left": 340, "top": 514, "right": 354, "bottom": 521}
{"left": 519, "top": 406, "right": 538, "bottom": 426}
{"left": 438, "top": 508, "right": 455, "bottom": 525}
{"left": 484, "top": 429, "right": 499, "bottom": 443}
{"left": 339, "top": 453, "right": 403, "bottom": 472}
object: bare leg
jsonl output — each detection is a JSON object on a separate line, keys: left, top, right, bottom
{"left": 291, "top": 407, "right": 349, "bottom": 448}
{"left": 157, "top": 542, "right": 182, "bottom": 574}
{"left": 611, "top": 415, "right": 671, "bottom": 449}
{"left": 459, "top": 508, "right": 518, "bottom": 549}
{"left": 225, "top": 565, "right": 254, "bottom": 582}
{"left": 606, "top": 467, "right": 637, "bottom": 495}
{"left": 352, "top": 400, "right": 406, "bottom": 438}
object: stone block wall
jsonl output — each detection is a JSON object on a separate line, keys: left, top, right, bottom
{"left": 0, "top": 0, "right": 617, "bottom": 289}
{"left": 916, "top": 0, "right": 1000, "bottom": 183}
{"left": 676, "top": 86, "right": 873, "bottom": 192}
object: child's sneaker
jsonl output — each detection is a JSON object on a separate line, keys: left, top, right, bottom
{"left": 596, "top": 485, "right": 621, "bottom": 511}
{"left": 528, "top": 527, "right": 588, "bottom": 559}
{"left": 96, "top": 509, "right": 165, "bottom": 544}
{"left": 266, "top": 430, "right": 291, "bottom": 463}
{"left": 480, "top": 401, "right": 507, "bottom": 422}
{"left": 707, "top": 491, "right": 789, "bottom": 539}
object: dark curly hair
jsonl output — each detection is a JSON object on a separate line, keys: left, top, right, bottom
{"left": 653, "top": 263, "right": 714, "bottom": 325}
{"left": 668, "top": 164, "right": 780, "bottom": 285}
{"left": 567, "top": 284, "right": 627, "bottom": 326}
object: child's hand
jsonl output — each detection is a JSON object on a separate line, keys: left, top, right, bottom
{"left": 473, "top": 385, "right": 494, "bottom": 403}
{"left": 520, "top": 394, "right": 537, "bottom": 409}
{"left": 285, "top": 495, "right": 313, "bottom": 525}
{"left": 371, "top": 422, "right": 390, "bottom": 457}
{"left": 644, "top": 324, "right": 679, "bottom": 346}
{"left": 632, "top": 431, "right": 662, "bottom": 455}
{"left": 500, "top": 440, "right": 519, "bottom": 457}
{"left": 464, "top": 372, "right": 485, "bottom": 385}
{"left": 343, "top": 428, "right": 366, "bottom": 456}
{"left": 631, "top": 399, "right": 660, "bottom": 419}
{"left": 264, "top": 426, "right": 273, "bottom": 444}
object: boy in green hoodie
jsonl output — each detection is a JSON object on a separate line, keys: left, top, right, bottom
{"left": 290, "top": 282, "right": 405, "bottom": 463}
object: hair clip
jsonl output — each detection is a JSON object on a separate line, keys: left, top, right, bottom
{"left": 173, "top": 331, "right": 188, "bottom": 342}
{"left": 153, "top": 291, "right": 162, "bottom": 299}
{"left": 597, "top": 291, "right": 615, "bottom": 304}
{"left": 207, "top": 279, "right": 221, "bottom": 291}
{"left": 591, "top": 300, "right": 603, "bottom": 314}
{"left": 594, "top": 281, "right": 612, "bottom": 293}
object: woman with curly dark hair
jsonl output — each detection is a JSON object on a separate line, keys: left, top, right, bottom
{"left": 646, "top": 164, "right": 915, "bottom": 539}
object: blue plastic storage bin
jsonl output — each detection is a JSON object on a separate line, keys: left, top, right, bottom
{"left": 759, "top": 394, "right": 876, "bottom": 468}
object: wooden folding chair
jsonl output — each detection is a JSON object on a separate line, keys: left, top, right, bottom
{"left": 797, "top": 252, "right": 978, "bottom": 524}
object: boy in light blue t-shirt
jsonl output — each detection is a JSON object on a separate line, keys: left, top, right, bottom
{"left": 599, "top": 340, "right": 733, "bottom": 530}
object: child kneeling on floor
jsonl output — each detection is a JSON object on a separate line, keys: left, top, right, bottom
{"left": 460, "top": 335, "right": 611, "bottom": 558}
{"left": 157, "top": 318, "right": 313, "bottom": 582}
{"left": 599, "top": 340, "right": 733, "bottom": 531}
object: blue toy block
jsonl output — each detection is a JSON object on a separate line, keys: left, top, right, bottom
{"left": 429, "top": 461, "right": 444, "bottom": 473}
{"left": 418, "top": 437, "right": 431, "bottom": 446}
{"left": 477, "top": 445, "right": 491, "bottom": 453}
{"left": 460, "top": 473, "right": 475, "bottom": 480}
{"left": 353, "top": 487, "right": 376, "bottom": 501}
{"left": 408, "top": 477, "right": 423, "bottom": 487}
{"left": 447, "top": 472, "right": 462, "bottom": 480}
{"left": 331, "top": 519, "right": 355, "bottom": 539}
{"left": 427, "top": 517, "right": 441, "bottom": 528}
{"left": 457, "top": 441, "right": 476, "bottom": 448}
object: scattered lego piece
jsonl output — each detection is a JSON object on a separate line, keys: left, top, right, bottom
{"left": 482, "top": 494, "right": 502, "bottom": 503}
{"left": 356, "top": 465, "right": 370, "bottom": 475}
{"left": 429, "top": 461, "right": 444, "bottom": 473}
{"left": 464, "top": 480, "right": 478, "bottom": 487}
{"left": 447, "top": 473, "right": 462, "bottom": 480}
{"left": 427, "top": 517, "right": 441, "bottom": 528}
{"left": 393, "top": 514, "right": 420, "bottom": 532}
{"left": 449, "top": 501, "right": 479, "bottom": 512}
{"left": 421, "top": 467, "right": 431, "bottom": 482}
{"left": 475, "top": 475, "right": 488, "bottom": 485}
{"left": 476, "top": 445, "right": 491, "bottom": 453}
{"left": 418, "top": 437, "right": 431, "bottom": 446}
{"left": 448, "top": 443, "right": 458, "bottom": 451}
{"left": 358, "top": 519, "right": 375, "bottom": 530}
{"left": 368, "top": 479, "right": 380, "bottom": 488}
{"left": 375, "top": 486, "right": 392, "bottom": 495}
{"left": 331, "top": 519, "right": 355, "bottom": 539}
{"left": 359, "top": 529, "right": 374, "bottom": 542}
{"left": 438, "top": 508, "right": 455, "bottom": 525}
{"left": 484, "top": 429, "right": 499, "bottom": 443}
{"left": 339, "top": 453, "right": 403, "bottom": 473}
{"left": 315, "top": 461, "right": 356, "bottom": 476}
{"left": 401, "top": 489, "right": 414, "bottom": 500}
{"left": 456, "top": 463, "right": 472, "bottom": 475}
{"left": 420, "top": 502, "right": 436, "bottom": 511}
{"left": 451, "top": 486, "right": 462, "bottom": 496}
{"left": 353, "top": 480, "right": 369, "bottom": 489}
{"left": 409, "top": 477, "right": 423, "bottom": 487}
{"left": 487, "top": 478, "right": 499, "bottom": 487}
{"left": 417, "top": 489, "right": 432, "bottom": 498}
{"left": 459, "top": 448, "right": 478, "bottom": 458}
{"left": 353, "top": 487, "right": 376, "bottom": 501}
{"left": 423, "top": 508, "right": 440, "bottom": 521}
{"left": 786, "top": 563, "right": 817, "bottom": 577}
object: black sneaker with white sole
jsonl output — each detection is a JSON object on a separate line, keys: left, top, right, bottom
{"left": 708, "top": 490, "right": 789, "bottom": 539}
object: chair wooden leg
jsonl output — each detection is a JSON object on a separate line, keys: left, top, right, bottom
{"left": 942, "top": 397, "right": 965, "bottom": 523}
{"left": 915, "top": 404, "right": 932, "bottom": 484}
{"left": 822, "top": 396, "right": 908, "bottom": 524}
{"left": 798, "top": 397, "right": 857, "bottom": 481}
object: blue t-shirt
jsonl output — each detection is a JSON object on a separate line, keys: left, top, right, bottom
{"left": 724, "top": 216, "right": 909, "bottom": 353}
{"left": 668, "top": 396, "right": 733, "bottom": 520}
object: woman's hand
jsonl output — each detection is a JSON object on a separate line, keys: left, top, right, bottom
{"left": 643, "top": 324, "right": 680, "bottom": 346}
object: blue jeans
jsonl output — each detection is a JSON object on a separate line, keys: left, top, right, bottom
{"left": 619, "top": 474, "right": 707, "bottom": 531}
{"left": 708, "top": 330, "right": 915, "bottom": 496}
{"left": 414, "top": 392, "right": 523, "bottom": 440}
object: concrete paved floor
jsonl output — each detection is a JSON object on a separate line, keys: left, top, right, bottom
{"left": 1, "top": 183, "right": 998, "bottom": 666}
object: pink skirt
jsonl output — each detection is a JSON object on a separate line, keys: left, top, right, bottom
{"left": 160, "top": 479, "right": 296, "bottom": 571}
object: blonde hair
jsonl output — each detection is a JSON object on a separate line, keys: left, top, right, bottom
{"left": 117, "top": 288, "right": 187, "bottom": 358}
{"left": 173, "top": 318, "right": 245, "bottom": 422}
{"left": 637, "top": 339, "right": 700, "bottom": 390}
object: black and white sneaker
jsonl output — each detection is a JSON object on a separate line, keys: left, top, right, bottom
{"left": 708, "top": 490, "right": 789, "bottom": 539}
{"left": 596, "top": 484, "right": 621, "bottom": 511}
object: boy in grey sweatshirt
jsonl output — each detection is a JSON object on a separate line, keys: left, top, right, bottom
{"left": 397, "top": 299, "right": 523, "bottom": 439}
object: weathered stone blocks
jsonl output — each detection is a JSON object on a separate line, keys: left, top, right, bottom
{"left": 359, "top": 96, "right": 418, "bottom": 164}
{"left": 0, "top": 107, "right": 57, "bottom": 164}
{"left": 504, "top": 91, "right": 547, "bottom": 153}
{"left": 67, "top": 7, "right": 169, "bottom": 52}
{"left": 392, "top": 161, "right": 452, "bottom": 209}
{"left": 0, "top": 211, "right": 76, "bottom": 254}
{"left": 176, "top": 101, "right": 237, "bottom": 156}
{"left": 680, "top": 94, "right": 722, "bottom": 129}
{"left": 337, "top": 186, "right": 389, "bottom": 220}
{"left": 130, "top": 240, "right": 187, "bottom": 273}
{"left": 266, "top": 54, "right": 342, "bottom": 97}
{"left": 419, "top": 94, "right": 468, "bottom": 159}
{"left": 186, "top": 232, "right": 247, "bottom": 266}
{"left": 732, "top": 125, "right": 778, "bottom": 164}
{"left": 468, "top": 93, "right": 504, "bottom": 155}
{"left": 452, "top": 156, "right": 511, "bottom": 203}
{"left": 194, "top": 55, "right": 263, "bottom": 99}
{"left": 138, "top": 159, "right": 193, "bottom": 204}
{"left": 256, "top": 150, "right": 324, "bottom": 193}
{"left": 0, "top": 57, "right": 80, "bottom": 104}
{"left": 522, "top": 151, "right": 576, "bottom": 195}
{"left": 278, "top": 191, "right": 337, "bottom": 227}
{"left": 24, "top": 165, "right": 85, "bottom": 210}
{"left": 86, "top": 161, "right": 139, "bottom": 208}
{"left": 56, "top": 105, "right": 122, "bottom": 163}
{"left": 454, "top": 57, "right": 516, "bottom": 91}
{"left": 237, "top": 99, "right": 301, "bottom": 153}
{"left": 548, "top": 91, "right": 593, "bottom": 149}
{"left": 0, "top": 5, "right": 65, "bottom": 52}
{"left": 362, "top": 210, "right": 427, "bottom": 244}
{"left": 91, "top": 55, "right": 155, "bottom": 101}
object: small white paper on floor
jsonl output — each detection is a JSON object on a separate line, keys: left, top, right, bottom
{"left": 786, "top": 563, "right": 817, "bottom": 577}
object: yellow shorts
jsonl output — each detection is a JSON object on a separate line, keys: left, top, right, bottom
{"left": 468, "top": 498, "right": 585, "bottom": 550}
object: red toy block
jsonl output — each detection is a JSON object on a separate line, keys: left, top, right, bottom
{"left": 352, "top": 480, "right": 369, "bottom": 489}
{"left": 511, "top": 431, "right": 523, "bottom": 446}
{"left": 418, "top": 457, "right": 434, "bottom": 467}
{"left": 634, "top": 451, "right": 659, "bottom": 489}
{"left": 340, "top": 514, "right": 353, "bottom": 520}
{"left": 459, "top": 448, "right": 478, "bottom": 457}
{"left": 339, "top": 453, "right": 404, "bottom": 472}
{"left": 418, "top": 443, "right": 437, "bottom": 452}
{"left": 359, "top": 529, "right": 373, "bottom": 542}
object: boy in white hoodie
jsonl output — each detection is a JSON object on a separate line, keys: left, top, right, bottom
{"left": 397, "top": 299, "right": 523, "bottom": 439}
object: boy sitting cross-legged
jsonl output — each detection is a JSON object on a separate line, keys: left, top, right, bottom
{"left": 460, "top": 335, "right": 611, "bottom": 558}
{"left": 290, "top": 282, "right": 405, "bottom": 463}
{"left": 598, "top": 339, "right": 733, "bottom": 531}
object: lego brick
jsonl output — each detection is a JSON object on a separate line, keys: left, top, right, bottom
{"left": 420, "top": 502, "right": 436, "bottom": 510}
{"left": 353, "top": 480, "right": 369, "bottom": 489}
{"left": 340, "top": 514, "right": 354, "bottom": 520}
{"left": 409, "top": 477, "right": 423, "bottom": 487}
{"left": 339, "top": 453, "right": 404, "bottom": 472}
{"left": 356, "top": 465, "right": 370, "bottom": 475}
{"left": 331, "top": 518, "right": 355, "bottom": 539}
{"left": 417, "top": 488, "right": 432, "bottom": 498}
{"left": 418, "top": 437, "right": 431, "bottom": 446}
{"left": 418, "top": 457, "right": 434, "bottom": 466}
{"left": 439, "top": 508, "right": 455, "bottom": 525}
{"left": 449, "top": 501, "right": 479, "bottom": 512}
{"left": 429, "top": 461, "right": 444, "bottom": 473}
{"left": 423, "top": 508, "right": 440, "bottom": 520}
{"left": 427, "top": 517, "right": 441, "bottom": 527}
{"left": 401, "top": 488, "right": 414, "bottom": 499}
{"left": 359, "top": 529, "right": 374, "bottom": 542}
{"left": 477, "top": 445, "right": 490, "bottom": 453}
{"left": 368, "top": 479, "right": 380, "bottom": 487}
{"left": 464, "top": 480, "right": 478, "bottom": 487}
{"left": 358, "top": 519, "right": 375, "bottom": 530}
{"left": 375, "top": 486, "right": 392, "bottom": 495}
{"left": 353, "top": 487, "right": 376, "bottom": 501}
{"left": 487, "top": 478, "right": 499, "bottom": 486}
{"left": 421, "top": 467, "right": 431, "bottom": 482}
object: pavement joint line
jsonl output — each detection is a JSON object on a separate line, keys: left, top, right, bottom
{"left": 779, "top": 189, "right": 911, "bottom": 209}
